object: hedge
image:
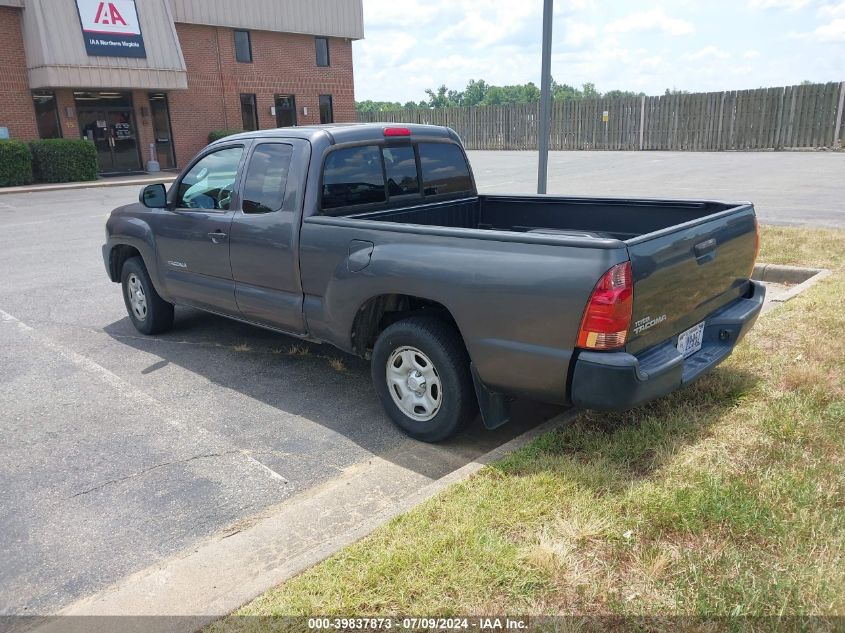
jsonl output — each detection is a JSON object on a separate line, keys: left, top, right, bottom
{"left": 29, "top": 139, "right": 98, "bottom": 183}
{"left": 208, "top": 129, "right": 244, "bottom": 143}
{"left": 0, "top": 140, "right": 34, "bottom": 187}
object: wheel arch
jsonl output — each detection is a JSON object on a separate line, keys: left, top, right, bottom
{"left": 350, "top": 293, "right": 467, "bottom": 359}
{"left": 107, "top": 243, "right": 143, "bottom": 282}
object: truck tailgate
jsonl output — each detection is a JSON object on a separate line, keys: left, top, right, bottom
{"left": 625, "top": 204, "right": 758, "bottom": 355}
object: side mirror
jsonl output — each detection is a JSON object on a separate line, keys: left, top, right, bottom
{"left": 139, "top": 183, "right": 167, "bottom": 208}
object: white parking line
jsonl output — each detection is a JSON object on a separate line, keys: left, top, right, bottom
{"left": 2, "top": 307, "right": 292, "bottom": 485}
{"left": 242, "top": 453, "right": 288, "bottom": 483}
{"left": 0, "top": 307, "right": 194, "bottom": 431}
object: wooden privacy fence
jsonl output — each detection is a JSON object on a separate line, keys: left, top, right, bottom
{"left": 358, "top": 82, "right": 845, "bottom": 151}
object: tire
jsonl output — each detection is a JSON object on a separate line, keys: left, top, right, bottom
{"left": 120, "top": 256, "right": 174, "bottom": 335}
{"left": 371, "top": 316, "right": 476, "bottom": 442}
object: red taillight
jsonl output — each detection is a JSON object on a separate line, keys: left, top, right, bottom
{"left": 383, "top": 127, "right": 411, "bottom": 137}
{"left": 577, "top": 261, "right": 633, "bottom": 350}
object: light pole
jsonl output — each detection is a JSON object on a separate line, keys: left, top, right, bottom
{"left": 537, "top": 0, "right": 553, "bottom": 194}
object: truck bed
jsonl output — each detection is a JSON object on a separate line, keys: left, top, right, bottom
{"left": 347, "top": 194, "right": 741, "bottom": 243}
{"left": 339, "top": 192, "right": 758, "bottom": 357}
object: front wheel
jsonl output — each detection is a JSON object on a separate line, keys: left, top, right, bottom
{"left": 371, "top": 317, "right": 476, "bottom": 442}
{"left": 120, "top": 256, "right": 174, "bottom": 335}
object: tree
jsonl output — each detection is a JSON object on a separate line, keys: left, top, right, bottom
{"left": 462, "top": 79, "right": 489, "bottom": 106}
{"left": 551, "top": 79, "right": 582, "bottom": 101}
{"left": 581, "top": 82, "right": 599, "bottom": 98}
{"left": 355, "top": 100, "right": 402, "bottom": 113}
{"left": 424, "top": 85, "right": 463, "bottom": 108}
{"left": 379, "top": 78, "right": 653, "bottom": 111}
{"left": 603, "top": 89, "right": 645, "bottom": 99}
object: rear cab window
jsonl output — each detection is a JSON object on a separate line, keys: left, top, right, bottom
{"left": 418, "top": 143, "right": 473, "bottom": 196}
{"left": 319, "top": 140, "right": 473, "bottom": 215}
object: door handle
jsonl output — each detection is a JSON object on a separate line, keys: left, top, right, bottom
{"left": 208, "top": 231, "right": 228, "bottom": 243}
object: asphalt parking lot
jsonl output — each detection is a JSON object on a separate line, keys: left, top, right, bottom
{"left": 468, "top": 150, "right": 845, "bottom": 228}
{"left": 0, "top": 150, "right": 842, "bottom": 617}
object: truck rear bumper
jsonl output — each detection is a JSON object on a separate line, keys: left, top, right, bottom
{"left": 570, "top": 281, "right": 765, "bottom": 411}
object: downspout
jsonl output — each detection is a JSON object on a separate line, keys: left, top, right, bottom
{"left": 215, "top": 27, "right": 228, "bottom": 129}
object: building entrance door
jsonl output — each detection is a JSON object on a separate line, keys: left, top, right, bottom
{"left": 275, "top": 95, "right": 297, "bottom": 127}
{"left": 78, "top": 108, "right": 142, "bottom": 173}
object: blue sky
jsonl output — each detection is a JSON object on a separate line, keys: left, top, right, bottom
{"left": 352, "top": 0, "right": 845, "bottom": 103}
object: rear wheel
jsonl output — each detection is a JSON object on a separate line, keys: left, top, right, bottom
{"left": 121, "top": 257, "right": 174, "bottom": 335}
{"left": 371, "top": 317, "right": 476, "bottom": 442}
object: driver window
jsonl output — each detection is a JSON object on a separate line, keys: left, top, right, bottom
{"left": 177, "top": 146, "right": 244, "bottom": 210}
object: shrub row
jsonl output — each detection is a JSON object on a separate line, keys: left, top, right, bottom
{"left": 0, "top": 139, "right": 98, "bottom": 187}
{"left": 208, "top": 129, "right": 244, "bottom": 143}
{"left": 0, "top": 141, "right": 33, "bottom": 187}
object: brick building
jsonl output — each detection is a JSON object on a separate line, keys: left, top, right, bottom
{"left": 0, "top": 0, "right": 363, "bottom": 173}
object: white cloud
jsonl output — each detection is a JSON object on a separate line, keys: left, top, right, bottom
{"left": 812, "top": 17, "right": 845, "bottom": 39}
{"left": 605, "top": 8, "right": 695, "bottom": 36}
{"left": 563, "top": 21, "right": 598, "bottom": 48}
{"left": 684, "top": 45, "right": 731, "bottom": 60}
{"left": 819, "top": 1, "right": 845, "bottom": 17}
{"left": 790, "top": 17, "right": 845, "bottom": 40}
{"left": 748, "top": 0, "right": 811, "bottom": 9}
{"left": 363, "top": 0, "right": 442, "bottom": 29}
{"left": 743, "top": 49, "right": 762, "bottom": 58}
{"left": 435, "top": 2, "right": 540, "bottom": 49}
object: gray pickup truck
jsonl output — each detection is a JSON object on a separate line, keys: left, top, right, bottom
{"left": 103, "top": 123, "right": 764, "bottom": 441}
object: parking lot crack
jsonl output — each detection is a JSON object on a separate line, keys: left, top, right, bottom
{"left": 68, "top": 450, "right": 243, "bottom": 498}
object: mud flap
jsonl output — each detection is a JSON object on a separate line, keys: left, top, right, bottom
{"left": 470, "top": 363, "right": 511, "bottom": 430}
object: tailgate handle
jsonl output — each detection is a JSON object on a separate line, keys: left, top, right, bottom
{"left": 694, "top": 238, "right": 717, "bottom": 260}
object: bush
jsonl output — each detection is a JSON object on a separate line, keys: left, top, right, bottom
{"left": 0, "top": 140, "right": 33, "bottom": 187}
{"left": 29, "top": 139, "right": 98, "bottom": 183}
{"left": 208, "top": 129, "right": 244, "bottom": 143}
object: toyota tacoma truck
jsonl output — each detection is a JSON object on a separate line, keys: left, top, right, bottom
{"left": 103, "top": 123, "right": 764, "bottom": 442}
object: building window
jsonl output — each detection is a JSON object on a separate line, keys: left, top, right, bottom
{"left": 315, "top": 37, "right": 330, "bottom": 67}
{"left": 240, "top": 94, "right": 258, "bottom": 131}
{"left": 32, "top": 90, "right": 61, "bottom": 139}
{"left": 319, "top": 95, "right": 333, "bottom": 124}
{"left": 234, "top": 30, "right": 252, "bottom": 63}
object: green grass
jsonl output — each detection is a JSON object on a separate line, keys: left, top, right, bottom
{"left": 211, "top": 225, "right": 845, "bottom": 627}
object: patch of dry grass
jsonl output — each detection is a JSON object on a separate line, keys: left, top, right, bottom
{"left": 328, "top": 358, "right": 347, "bottom": 372}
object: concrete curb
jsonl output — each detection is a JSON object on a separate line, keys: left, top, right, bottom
{"left": 0, "top": 175, "right": 177, "bottom": 196}
{"left": 752, "top": 263, "right": 825, "bottom": 284}
{"left": 30, "top": 410, "right": 580, "bottom": 633}
{"left": 753, "top": 263, "right": 831, "bottom": 314}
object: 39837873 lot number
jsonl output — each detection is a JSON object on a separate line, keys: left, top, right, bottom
{"left": 308, "top": 617, "right": 473, "bottom": 629}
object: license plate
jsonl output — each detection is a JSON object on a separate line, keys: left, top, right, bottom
{"left": 677, "top": 321, "right": 705, "bottom": 358}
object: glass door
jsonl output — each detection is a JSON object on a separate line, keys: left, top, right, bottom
{"left": 275, "top": 95, "right": 297, "bottom": 127}
{"left": 78, "top": 109, "right": 113, "bottom": 171}
{"left": 149, "top": 93, "right": 176, "bottom": 169}
{"left": 77, "top": 108, "right": 141, "bottom": 173}
{"left": 109, "top": 110, "right": 140, "bottom": 172}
